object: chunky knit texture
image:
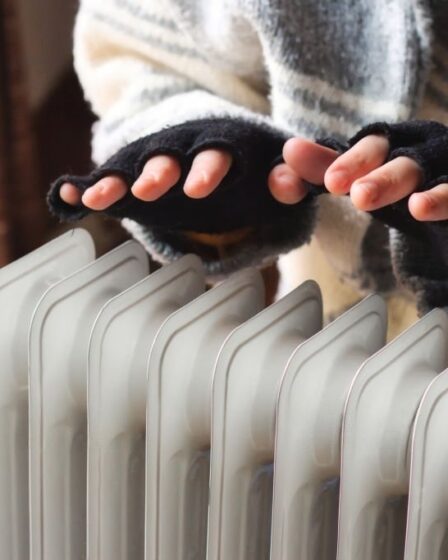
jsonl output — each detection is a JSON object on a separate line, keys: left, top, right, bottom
{"left": 49, "top": 0, "right": 448, "bottom": 312}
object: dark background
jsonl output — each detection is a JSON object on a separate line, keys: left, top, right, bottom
{"left": 0, "top": 0, "right": 128, "bottom": 267}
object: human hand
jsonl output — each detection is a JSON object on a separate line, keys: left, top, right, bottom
{"left": 269, "top": 123, "right": 448, "bottom": 222}
{"left": 50, "top": 117, "right": 318, "bottom": 251}
{"left": 324, "top": 134, "right": 448, "bottom": 222}
{"left": 60, "top": 149, "right": 232, "bottom": 210}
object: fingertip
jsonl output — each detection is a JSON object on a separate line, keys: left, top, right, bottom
{"left": 81, "top": 176, "right": 127, "bottom": 210}
{"left": 131, "top": 174, "right": 160, "bottom": 201}
{"left": 268, "top": 165, "right": 307, "bottom": 204}
{"left": 282, "top": 137, "right": 315, "bottom": 164}
{"left": 183, "top": 149, "right": 232, "bottom": 199}
{"left": 350, "top": 181, "right": 378, "bottom": 211}
{"left": 408, "top": 192, "right": 435, "bottom": 221}
{"left": 272, "top": 184, "right": 307, "bottom": 204}
{"left": 183, "top": 170, "right": 213, "bottom": 198}
{"left": 324, "top": 168, "right": 351, "bottom": 195}
{"left": 282, "top": 137, "right": 338, "bottom": 185}
{"left": 60, "top": 183, "right": 82, "bottom": 206}
{"left": 132, "top": 155, "right": 181, "bottom": 200}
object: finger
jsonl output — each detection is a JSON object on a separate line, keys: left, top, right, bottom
{"left": 350, "top": 156, "right": 423, "bottom": 211}
{"left": 183, "top": 149, "right": 232, "bottom": 198}
{"left": 60, "top": 183, "right": 82, "bottom": 206}
{"left": 81, "top": 176, "right": 128, "bottom": 210}
{"left": 131, "top": 155, "right": 181, "bottom": 201}
{"left": 325, "top": 134, "right": 389, "bottom": 195}
{"left": 282, "top": 138, "right": 339, "bottom": 185}
{"left": 409, "top": 183, "right": 448, "bottom": 221}
{"left": 267, "top": 163, "right": 308, "bottom": 204}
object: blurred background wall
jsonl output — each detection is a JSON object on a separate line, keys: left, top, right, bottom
{"left": 18, "top": 0, "right": 76, "bottom": 109}
{"left": 0, "top": 0, "right": 127, "bottom": 267}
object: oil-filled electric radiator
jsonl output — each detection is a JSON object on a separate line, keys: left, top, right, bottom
{"left": 2, "top": 227, "right": 448, "bottom": 560}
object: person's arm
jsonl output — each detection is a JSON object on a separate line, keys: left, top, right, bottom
{"left": 48, "top": 0, "right": 320, "bottom": 277}
{"left": 72, "top": 0, "right": 272, "bottom": 162}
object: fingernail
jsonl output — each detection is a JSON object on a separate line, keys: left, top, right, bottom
{"left": 273, "top": 177, "right": 303, "bottom": 204}
{"left": 59, "top": 183, "right": 82, "bottom": 205}
{"left": 135, "top": 173, "right": 157, "bottom": 188}
{"left": 83, "top": 185, "right": 96, "bottom": 197}
{"left": 418, "top": 192, "right": 436, "bottom": 212}
{"left": 184, "top": 170, "right": 209, "bottom": 195}
{"left": 353, "top": 181, "right": 378, "bottom": 203}
{"left": 277, "top": 170, "right": 297, "bottom": 184}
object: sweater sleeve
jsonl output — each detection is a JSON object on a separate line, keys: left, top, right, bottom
{"left": 48, "top": 0, "right": 319, "bottom": 277}
{"left": 73, "top": 0, "right": 272, "bottom": 163}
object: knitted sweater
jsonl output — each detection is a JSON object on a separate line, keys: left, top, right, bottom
{"left": 49, "top": 0, "right": 448, "bottom": 318}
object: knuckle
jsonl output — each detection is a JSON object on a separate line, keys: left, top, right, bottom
{"left": 375, "top": 171, "right": 397, "bottom": 187}
{"left": 374, "top": 170, "right": 397, "bottom": 188}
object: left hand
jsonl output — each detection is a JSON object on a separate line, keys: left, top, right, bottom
{"left": 267, "top": 134, "right": 448, "bottom": 221}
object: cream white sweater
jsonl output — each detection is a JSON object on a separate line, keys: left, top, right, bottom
{"left": 71, "top": 0, "right": 448, "bottom": 328}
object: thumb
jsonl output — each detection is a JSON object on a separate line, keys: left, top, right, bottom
{"left": 283, "top": 138, "right": 338, "bottom": 185}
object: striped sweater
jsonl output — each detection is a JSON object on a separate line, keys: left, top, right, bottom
{"left": 64, "top": 0, "right": 448, "bottom": 321}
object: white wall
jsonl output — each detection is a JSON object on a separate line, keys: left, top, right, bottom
{"left": 17, "top": 0, "right": 78, "bottom": 109}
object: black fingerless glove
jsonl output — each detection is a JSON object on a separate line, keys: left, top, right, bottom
{"left": 48, "top": 117, "right": 317, "bottom": 276}
{"left": 347, "top": 120, "right": 448, "bottom": 236}
{"left": 318, "top": 120, "right": 448, "bottom": 313}
{"left": 48, "top": 116, "right": 448, "bottom": 311}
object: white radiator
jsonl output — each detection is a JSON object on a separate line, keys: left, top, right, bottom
{"left": 1, "top": 227, "right": 448, "bottom": 560}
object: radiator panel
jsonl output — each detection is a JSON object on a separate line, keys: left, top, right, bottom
{"left": 0, "top": 229, "right": 94, "bottom": 560}
{"left": 0, "top": 228, "right": 447, "bottom": 560}
{"left": 145, "top": 269, "right": 265, "bottom": 560}
{"left": 338, "top": 310, "right": 448, "bottom": 560}
{"left": 87, "top": 255, "right": 205, "bottom": 560}
{"left": 405, "top": 369, "right": 448, "bottom": 559}
{"left": 271, "top": 295, "right": 387, "bottom": 560}
{"left": 207, "top": 281, "right": 322, "bottom": 560}
{"left": 28, "top": 241, "right": 149, "bottom": 560}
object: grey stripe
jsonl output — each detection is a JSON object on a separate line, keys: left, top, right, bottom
{"left": 134, "top": 83, "right": 196, "bottom": 105}
{"left": 101, "top": 84, "right": 205, "bottom": 135}
{"left": 102, "top": 116, "right": 129, "bottom": 135}
{"left": 89, "top": 9, "right": 205, "bottom": 62}
{"left": 278, "top": 82, "right": 365, "bottom": 128}
{"left": 278, "top": 82, "right": 393, "bottom": 130}
{"left": 427, "top": 83, "right": 448, "bottom": 111}
{"left": 102, "top": 87, "right": 194, "bottom": 133}
{"left": 278, "top": 114, "right": 341, "bottom": 141}
{"left": 111, "top": 0, "right": 178, "bottom": 31}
